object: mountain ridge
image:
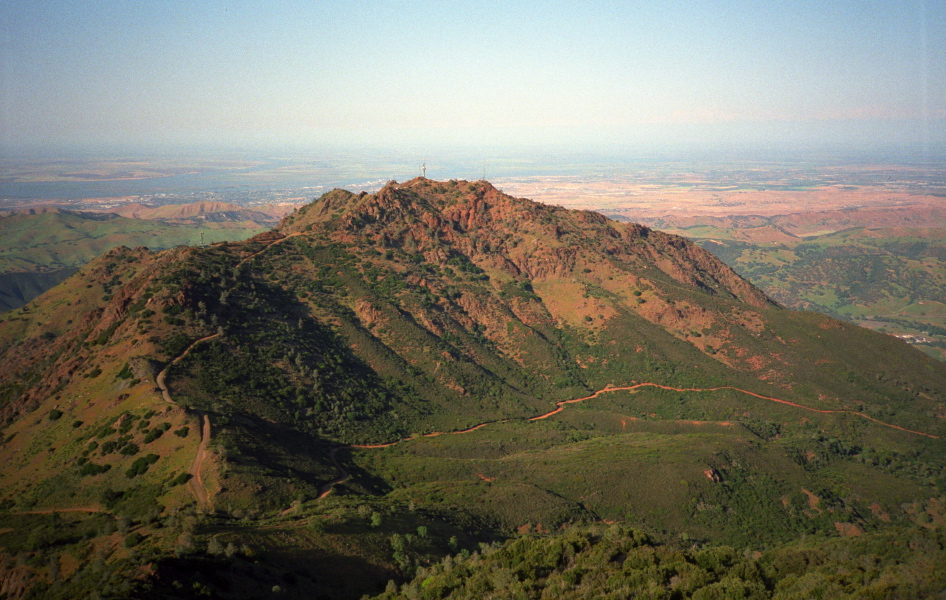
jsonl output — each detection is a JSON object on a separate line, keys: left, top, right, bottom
{"left": 0, "top": 203, "right": 272, "bottom": 311}
{"left": 0, "top": 178, "right": 945, "bottom": 599}
{"left": 282, "top": 178, "right": 773, "bottom": 309}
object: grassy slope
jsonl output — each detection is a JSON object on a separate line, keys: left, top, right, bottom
{"left": 689, "top": 225, "right": 946, "bottom": 359}
{"left": 0, "top": 180, "right": 944, "bottom": 599}
{"left": 0, "top": 210, "right": 267, "bottom": 311}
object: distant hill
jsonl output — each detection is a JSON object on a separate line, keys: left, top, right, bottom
{"left": 0, "top": 179, "right": 944, "bottom": 599}
{"left": 0, "top": 204, "right": 272, "bottom": 311}
{"left": 108, "top": 201, "right": 278, "bottom": 226}
{"left": 615, "top": 204, "right": 946, "bottom": 236}
{"left": 655, "top": 221, "right": 946, "bottom": 361}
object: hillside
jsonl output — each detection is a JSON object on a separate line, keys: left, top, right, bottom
{"left": 109, "top": 201, "right": 277, "bottom": 226}
{"left": 0, "top": 178, "right": 944, "bottom": 599}
{"left": 657, "top": 222, "right": 946, "bottom": 361}
{"left": 0, "top": 206, "right": 271, "bottom": 311}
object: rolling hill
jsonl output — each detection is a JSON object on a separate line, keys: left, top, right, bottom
{"left": 656, "top": 222, "right": 946, "bottom": 361}
{"left": 0, "top": 178, "right": 944, "bottom": 599}
{"left": 0, "top": 205, "right": 274, "bottom": 312}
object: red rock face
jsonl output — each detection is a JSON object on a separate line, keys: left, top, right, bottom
{"left": 283, "top": 178, "right": 774, "bottom": 310}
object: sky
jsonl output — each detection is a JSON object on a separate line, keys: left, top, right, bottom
{"left": 1, "top": 0, "right": 944, "bottom": 158}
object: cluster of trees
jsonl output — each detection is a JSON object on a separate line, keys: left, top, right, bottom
{"left": 371, "top": 523, "right": 946, "bottom": 600}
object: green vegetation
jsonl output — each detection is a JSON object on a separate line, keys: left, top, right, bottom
{"left": 0, "top": 208, "right": 268, "bottom": 312}
{"left": 692, "top": 227, "right": 946, "bottom": 361}
{"left": 369, "top": 523, "right": 946, "bottom": 599}
{"left": 0, "top": 180, "right": 944, "bottom": 599}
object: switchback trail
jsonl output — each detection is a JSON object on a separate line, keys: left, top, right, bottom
{"left": 316, "top": 447, "right": 349, "bottom": 499}
{"left": 163, "top": 231, "right": 301, "bottom": 507}
{"left": 316, "top": 380, "right": 939, "bottom": 500}
{"left": 155, "top": 333, "right": 220, "bottom": 404}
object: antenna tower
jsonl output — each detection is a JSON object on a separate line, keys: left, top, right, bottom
{"left": 422, "top": 163, "right": 426, "bottom": 178}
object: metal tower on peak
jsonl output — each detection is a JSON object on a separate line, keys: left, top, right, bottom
{"left": 422, "top": 163, "right": 426, "bottom": 178}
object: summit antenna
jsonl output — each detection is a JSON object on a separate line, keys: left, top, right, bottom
{"left": 422, "top": 163, "right": 426, "bottom": 178}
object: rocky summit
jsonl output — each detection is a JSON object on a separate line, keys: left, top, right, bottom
{"left": 0, "top": 179, "right": 944, "bottom": 599}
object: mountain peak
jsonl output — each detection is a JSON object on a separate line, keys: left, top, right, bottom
{"left": 280, "top": 179, "right": 772, "bottom": 309}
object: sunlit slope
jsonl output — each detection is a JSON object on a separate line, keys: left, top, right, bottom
{"left": 0, "top": 208, "right": 269, "bottom": 311}
{"left": 680, "top": 224, "right": 946, "bottom": 359}
{"left": 0, "top": 177, "right": 943, "bottom": 543}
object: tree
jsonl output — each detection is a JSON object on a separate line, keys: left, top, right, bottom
{"left": 207, "top": 536, "right": 224, "bottom": 555}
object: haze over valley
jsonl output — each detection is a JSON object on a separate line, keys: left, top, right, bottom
{"left": 2, "top": 0, "right": 945, "bottom": 598}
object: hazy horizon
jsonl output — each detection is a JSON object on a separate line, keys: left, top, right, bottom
{"left": 2, "top": 1, "right": 944, "bottom": 160}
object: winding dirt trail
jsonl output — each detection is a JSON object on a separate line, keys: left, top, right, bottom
{"left": 156, "top": 231, "right": 302, "bottom": 506}
{"left": 155, "top": 333, "right": 220, "bottom": 508}
{"left": 315, "top": 380, "right": 940, "bottom": 500}
{"left": 527, "top": 383, "right": 940, "bottom": 439}
{"left": 197, "top": 230, "right": 944, "bottom": 502}
{"left": 155, "top": 333, "right": 220, "bottom": 404}
{"left": 316, "top": 447, "right": 350, "bottom": 499}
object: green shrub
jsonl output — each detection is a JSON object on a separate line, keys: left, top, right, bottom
{"left": 116, "top": 363, "right": 134, "bottom": 380}
{"left": 120, "top": 443, "right": 140, "bottom": 456}
{"left": 79, "top": 462, "right": 111, "bottom": 476}
{"left": 168, "top": 472, "right": 192, "bottom": 487}
{"left": 126, "top": 454, "right": 159, "bottom": 478}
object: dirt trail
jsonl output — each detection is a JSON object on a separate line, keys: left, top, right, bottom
{"left": 315, "top": 380, "right": 939, "bottom": 499}
{"left": 155, "top": 334, "right": 220, "bottom": 508}
{"left": 203, "top": 231, "right": 946, "bottom": 501}
{"left": 155, "top": 333, "right": 220, "bottom": 404}
{"left": 10, "top": 507, "right": 104, "bottom": 515}
{"left": 187, "top": 412, "right": 212, "bottom": 506}
{"left": 315, "top": 447, "right": 350, "bottom": 499}
{"left": 158, "top": 232, "right": 302, "bottom": 508}
{"left": 528, "top": 383, "right": 940, "bottom": 439}
{"left": 236, "top": 232, "right": 303, "bottom": 269}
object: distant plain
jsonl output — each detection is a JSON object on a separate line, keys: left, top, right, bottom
{"left": 4, "top": 153, "right": 946, "bottom": 357}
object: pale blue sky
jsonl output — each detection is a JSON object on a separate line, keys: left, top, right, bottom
{"left": 1, "top": 0, "right": 944, "bottom": 157}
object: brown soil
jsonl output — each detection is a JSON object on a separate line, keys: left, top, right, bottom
{"left": 187, "top": 413, "right": 212, "bottom": 507}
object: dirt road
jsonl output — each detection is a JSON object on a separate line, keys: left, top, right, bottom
{"left": 154, "top": 334, "right": 220, "bottom": 508}
{"left": 187, "top": 412, "right": 212, "bottom": 506}
{"left": 315, "top": 380, "right": 939, "bottom": 499}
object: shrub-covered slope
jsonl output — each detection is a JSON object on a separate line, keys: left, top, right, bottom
{"left": 0, "top": 207, "right": 270, "bottom": 311}
{"left": 0, "top": 178, "right": 944, "bottom": 599}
